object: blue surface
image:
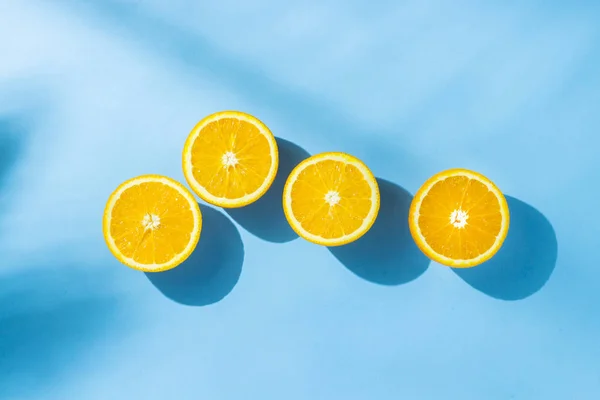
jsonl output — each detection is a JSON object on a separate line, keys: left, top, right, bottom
{"left": 1, "top": 1, "right": 599, "bottom": 399}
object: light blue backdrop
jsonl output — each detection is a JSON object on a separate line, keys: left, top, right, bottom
{"left": 1, "top": 1, "right": 599, "bottom": 399}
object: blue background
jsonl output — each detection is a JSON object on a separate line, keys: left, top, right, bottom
{"left": 1, "top": 0, "right": 599, "bottom": 399}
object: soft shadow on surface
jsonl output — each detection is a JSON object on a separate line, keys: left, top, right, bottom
{"left": 0, "top": 268, "right": 122, "bottom": 399}
{"left": 0, "top": 116, "right": 28, "bottom": 190}
{"left": 226, "top": 138, "right": 310, "bottom": 243}
{"left": 453, "top": 196, "right": 558, "bottom": 301}
{"left": 329, "top": 179, "right": 430, "bottom": 285}
{"left": 146, "top": 204, "right": 244, "bottom": 306}
{"left": 0, "top": 115, "right": 30, "bottom": 239}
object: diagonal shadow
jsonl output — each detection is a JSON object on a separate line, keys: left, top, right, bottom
{"left": 0, "top": 116, "right": 28, "bottom": 192}
{"left": 452, "top": 196, "right": 558, "bottom": 301}
{"left": 0, "top": 114, "right": 31, "bottom": 236}
{"left": 61, "top": 0, "right": 420, "bottom": 172}
{"left": 0, "top": 267, "right": 128, "bottom": 399}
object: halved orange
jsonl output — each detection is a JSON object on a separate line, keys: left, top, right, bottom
{"left": 409, "top": 168, "right": 510, "bottom": 268}
{"left": 283, "top": 152, "right": 380, "bottom": 246}
{"left": 103, "top": 175, "right": 202, "bottom": 272}
{"left": 182, "top": 111, "right": 279, "bottom": 208}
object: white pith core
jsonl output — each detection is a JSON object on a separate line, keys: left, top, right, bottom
{"left": 450, "top": 209, "right": 468, "bottom": 229}
{"left": 222, "top": 151, "right": 238, "bottom": 167}
{"left": 142, "top": 213, "right": 161, "bottom": 230}
{"left": 324, "top": 190, "right": 341, "bottom": 206}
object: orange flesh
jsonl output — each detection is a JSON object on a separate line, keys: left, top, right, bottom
{"left": 109, "top": 182, "right": 196, "bottom": 264}
{"left": 190, "top": 118, "right": 272, "bottom": 199}
{"left": 289, "top": 160, "right": 373, "bottom": 239}
{"left": 417, "top": 176, "right": 502, "bottom": 260}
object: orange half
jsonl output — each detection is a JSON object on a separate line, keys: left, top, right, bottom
{"left": 103, "top": 175, "right": 202, "bottom": 272}
{"left": 283, "top": 152, "right": 380, "bottom": 246}
{"left": 182, "top": 111, "right": 279, "bottom": 208}
{"left": 409, "top": 168, "right": 510, "bottom": 268}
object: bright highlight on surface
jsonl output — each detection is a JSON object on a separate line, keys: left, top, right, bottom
{"left": 283, "top": 152, "right": 380, "bottom": 247}
{"left": 409, "top": 168, "right": 510, "bottom": 268}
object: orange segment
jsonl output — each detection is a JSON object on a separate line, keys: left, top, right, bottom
{"left": 182, "top": 111, "right": 279, "bottom": 208}
{"left": 103, "top": 175, "right": 202, "bottom": 272}
{"left": 283, "top": 152, "right": 380, "bottom": 246}
{"left": 409, "top": 168, "right": 509, "bottom": 268}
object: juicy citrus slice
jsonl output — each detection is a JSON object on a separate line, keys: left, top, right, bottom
{"left": 103, "top": 175, "right": 202, "bottom": 272}
{"left": 283, "top": 152, "right": 380, "bottom": 246}
{"left": 409, "top": 168, "right": 510, "bottom": 268}
{"left": 182, "top": 111, "right": 279, "bottom": 208}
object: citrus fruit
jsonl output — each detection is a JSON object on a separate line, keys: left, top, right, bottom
{"left": 408, "top": 168, "right": 510, "bottom": 268}
{"left": 182, "top": 111, "right": 279, "bottom": 208}
{"left": 103, "top": 175, "right": 202, "bottom": 272}
{"left": 283, "top": 152, "right": 380, "bottom": 246}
